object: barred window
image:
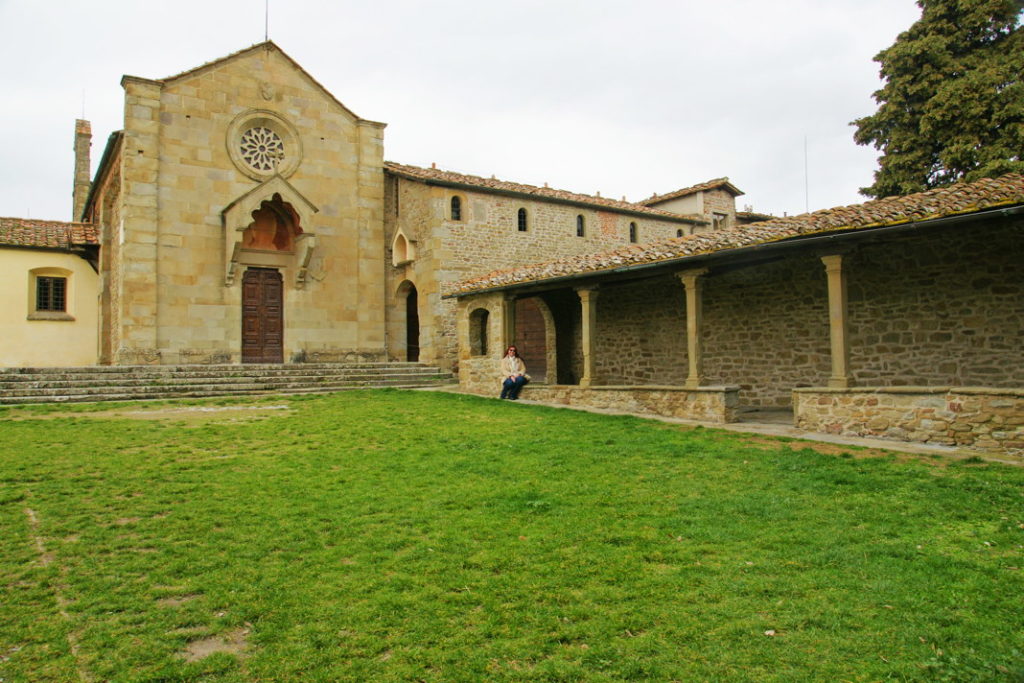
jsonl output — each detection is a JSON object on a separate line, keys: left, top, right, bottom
{"left": 517, "top": 208, "right": 528, "bottom": 232}
{"left": 36, "top": 276, "right": 67, "bottom": 312}
{"left": 576, "top": 215, "right": 585, "bottom": 237}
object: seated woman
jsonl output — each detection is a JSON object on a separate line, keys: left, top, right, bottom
{"left": 500, "top": 345, "right": 528, "bottom": 400}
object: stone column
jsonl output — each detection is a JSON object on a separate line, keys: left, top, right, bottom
{"left": 821, "top": 254, "right": 851, "bottom": 389}
{"left": 501, "top": 294, "right": 517, "bottom": 352}
{"left": 677, "top": 268, "right": 708, "bottom": 389}
{"left": 575, "top": 286, "right": 599, "bottom": 388}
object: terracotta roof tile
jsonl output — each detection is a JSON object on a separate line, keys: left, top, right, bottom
{"left": 0, "top": 217, "right": 99, "bottom": 250}
{"left": 453, "top": 173, "right": 1024, "bottom": 295}
{"left": 384, "top": 162, "right": 702, "bottom": 223}
{"left": 642, "top": 177, "right": 744, "bottom": 206}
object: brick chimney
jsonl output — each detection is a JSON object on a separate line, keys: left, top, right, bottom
{"left": 72, "top": 119, "right": 92, "bottom": 221}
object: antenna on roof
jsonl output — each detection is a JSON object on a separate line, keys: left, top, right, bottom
{"left": 265, "top": 0, "right": 270, "bottom": 41}
{"left": 804, "top": 134, "right": 809, "bottom": 214}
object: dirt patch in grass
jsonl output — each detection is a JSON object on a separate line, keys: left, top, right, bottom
{"left": 4, "top": 403, "right": 291, "bottom": 424}
{"left": 732, "top": 433, "right": 960, "bottom": 465}
{"left": 157, "top": 594, "right": 200, "bottom": 607}
{"left": 181, "top": 626, "right": 250, "bottom": 662}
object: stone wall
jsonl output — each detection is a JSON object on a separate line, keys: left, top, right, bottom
{"left": 591, "top": 276, "right": 688, "bottom": 385}
{"left": 847, "top": 221, "right": 1024, "bottom": 387}
{"left": 460, "top": 376, "right": 739, "bottom": 424}
{"left": 703, "top": 255, "right": 832, "bottom": 407}
{"left": 794, "top": 386, "right": 1024, "bottom": 459}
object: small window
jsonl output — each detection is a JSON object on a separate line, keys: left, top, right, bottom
{"left": 712, "top": 212, "right": 728, "bottom": 230}
{"left": 629, "top": 222, "right": 638, "bottom": 243}
{"left": 576, "top": 215, "right": 585, "bottom": 237}
{"left": 451, "top": 196, "right": 462, "bottom": 221}
{"left": 36, "top": 276, "right": 67, "bottom": 312}
{"left": 676, "top": 229, "right": 684, "bottom": 237}
{"left": 517, "top": 208, "right": 528, "bottom": 232}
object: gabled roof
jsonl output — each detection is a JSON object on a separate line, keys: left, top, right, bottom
{"left": 384, "top": 162, "right": 704, "bottom": 224}
{"left": 125, "top": 41, "right": 384, "bottom": 127}
{"left": 642, "top": 177, "right": 745, "bottom": 206}
{"left": 451, "top": 173, "right": 1024, "bottom": 296}
{"left": 0, "top": 217, "right": 99, "bottom": 250}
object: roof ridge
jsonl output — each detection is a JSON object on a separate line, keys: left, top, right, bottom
{"left": 383, "top": 161, "right": 703, "bottom": 223}
{"left": 644, "top": 177, "right": 744, "bottom": 205}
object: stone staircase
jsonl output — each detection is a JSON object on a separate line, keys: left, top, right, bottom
{"left": 0, "top": 362, "right": 456, "bottom": 405}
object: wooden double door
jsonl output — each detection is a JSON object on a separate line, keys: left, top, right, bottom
{"left": 242, "top": 268, "right": 284, "bottom": 363}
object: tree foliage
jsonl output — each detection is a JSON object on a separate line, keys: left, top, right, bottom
{"left": 853, "top": 0, "right": 1024, "bottom": 198}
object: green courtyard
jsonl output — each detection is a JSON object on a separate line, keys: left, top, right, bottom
{"left": 1, "top": 390, "right": 1022, "bottom": 681}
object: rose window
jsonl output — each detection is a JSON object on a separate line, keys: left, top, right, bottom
{"left": 239, "top": 127, "right": 285, "bottom": 172}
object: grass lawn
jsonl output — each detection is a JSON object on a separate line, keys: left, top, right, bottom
{"left": 1, "top": 389, "right": 1022, "bottom": 682}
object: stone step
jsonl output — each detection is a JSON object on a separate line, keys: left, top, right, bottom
{"left": 0, "top": 368, "right": 449, "bottom": 388}
{"left": 0, "top": 362, "right": 437, "bottom": 379}
{"left": 0, "top": 377, "right": 453, "bottom": 399}
{"left": 0, "top": 363, "right": 455, "bottom": 405}
{"left": 0, "top": 383, "right": 451, "bottom": 406}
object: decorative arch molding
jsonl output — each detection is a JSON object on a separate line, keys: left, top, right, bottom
{"left": 391, "top": 229, "right": 417, "bottom": 267}
{"left": 222, "top": 175, "right": 319, "bottom": 288}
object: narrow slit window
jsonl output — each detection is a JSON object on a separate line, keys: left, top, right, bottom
{"left": 451, "top": 196, "right": 462, "bottom": 221}
{"left": 576, "top": 215, "right": 585, "bottom": 237}
{"left": 517, "top": 208, "right": 528, "bottom": 232}
{"left": 629, "top": 222, "right": 638, "bottom": 243}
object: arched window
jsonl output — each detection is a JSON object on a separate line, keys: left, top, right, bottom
{"left": 677, "top": 229, "right": 684, "bottom": 237}
{"left": 450, "top": 196, "right": 462, "bottom": 221}
{"left": 469, "top": 308, "right": 489, "bottom": 356}
{"left": 576, "top": 215, "right": 585, "bottom": 237}
{"left": 517, "top": 208, "right": 528, "bottom": 232}
{"left": 629, "top": 222, "right": 638, "bottom": 243}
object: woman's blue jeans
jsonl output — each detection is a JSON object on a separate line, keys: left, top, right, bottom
{"left": 501, "top": 375, "right": 526, "bottom": 399}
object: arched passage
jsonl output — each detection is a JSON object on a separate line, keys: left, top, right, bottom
{"left": 397, "top": 281, "right": 420, "bottom": 362}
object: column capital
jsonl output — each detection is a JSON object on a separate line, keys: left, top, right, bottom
{"left": 820, "top": 253, "right": 846, "bottom": 271}
{"left": 676, "top": 267, "right": 709, "bottom": 286}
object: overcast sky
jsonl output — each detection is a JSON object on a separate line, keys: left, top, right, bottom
{"left": 0, "top": 0, "right": 923, "bottom": 222}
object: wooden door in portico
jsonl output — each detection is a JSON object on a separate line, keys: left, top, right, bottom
{"left": 242, "top": 268, "right": 284, "bottom": 363}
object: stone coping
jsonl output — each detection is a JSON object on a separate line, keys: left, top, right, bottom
{"left": 793, "top": 385, "right": 1024, "bottom": 397}
{"left": 527, "top": 383, "right": 739, "bottom": 393}
{"left": 585, "top": 384, "right": 739, "bottom": 393}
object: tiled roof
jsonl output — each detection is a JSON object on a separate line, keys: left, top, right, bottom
{"left": 736, "top": 210, "right": 775, "bottom": 222}
{"left": 452, "top": 173, "right": 1024, "bottom": 295}
{"left": 384, "top": 162, "right": 703, "bottom": 223}
{"left": 642, "top": 177, "right": 744, "bottom": 206}
{"left": 0, "top": 217, "right": 99, "bottom": 250}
